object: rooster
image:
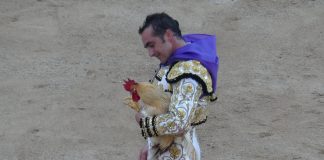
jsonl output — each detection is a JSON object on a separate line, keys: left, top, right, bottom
{"left": 123, "top": 78, "right": 175, "bottom": 153}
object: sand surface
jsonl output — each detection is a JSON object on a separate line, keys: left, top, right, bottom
{"left": 0, "top": 0, "right": 323, "bottom": 159}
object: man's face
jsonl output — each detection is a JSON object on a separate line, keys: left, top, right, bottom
{"left": 141, "top": 26, "right": 173, "bottom": 64}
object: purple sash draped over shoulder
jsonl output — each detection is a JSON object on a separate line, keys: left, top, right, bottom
{"left": 164, "top": 34, "right": 219, "bottom": 93}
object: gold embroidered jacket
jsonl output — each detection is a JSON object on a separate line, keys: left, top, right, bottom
{"left": 141, "top": 60, "right": 215, "bottom": 138}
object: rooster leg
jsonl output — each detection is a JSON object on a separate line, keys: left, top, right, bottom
{"left": 123, "top": 97, "right": 140, "bottom": 112}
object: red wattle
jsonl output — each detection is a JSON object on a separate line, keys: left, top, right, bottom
{"left": 132, "top": 92, "right": 140, "bottom": 102}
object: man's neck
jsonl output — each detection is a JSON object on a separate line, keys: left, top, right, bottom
{"left": 173, "top": 38, "right": 186, "bottom": 50}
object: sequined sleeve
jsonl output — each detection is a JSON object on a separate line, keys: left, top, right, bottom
{"left": 141, "top": 78, "right": 203, "bottom": 137}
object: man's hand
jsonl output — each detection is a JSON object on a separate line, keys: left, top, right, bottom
{"left": 138, "top": 145, "right": 148, "bottom": 160}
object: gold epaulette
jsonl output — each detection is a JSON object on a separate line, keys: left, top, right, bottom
{"left": 166, "top": 60, "right": 213, "bottom": 95}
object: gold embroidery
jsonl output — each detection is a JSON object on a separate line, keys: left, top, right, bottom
{"left": 191, "top": 106, "right": 208, "bottom": 124}
{"left": 201, "top": 68, "right": 207, "bottom": 75}
{"left": 153, "top": 64, "right": 209, "bottom": 136}
{"left": 206, "top": 78, "right": 212, "bottom": 92}
{"left": 167, "top": 60, "right": 213, "bottom": 93}
{"left": 193, "top": 60, "right": 200, "bottom": 65}
{"left": 183, "top": 62, "right": 191, "bottom": 70}
{"left": 157, "top": 69, "right": 165, "bottom": 79}
{"left": 169, "top": 145, "right": 181, "bottom": 159}
{"left": 178, "top": 109, "right": 186, "bottom": 119}
{"left": 192, "top": 65, "right": 200, "bottom": 72}
{"left": 168, "top": 70, "right": 175, "bottom": 79}
{"left": 184, "top": 84, "right": 193, "bottom": 94}
{"left": 167, "top": 121, "right": 176, "bottom": 129}
{"left": 195, "top": 107, "right": 203, "bottom": 117}
{"left": 168, "top": 84, "right": 172, "bottom": 92}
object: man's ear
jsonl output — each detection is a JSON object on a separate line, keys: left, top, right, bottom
{"left": 165, "top": 29, "right": 174, "bottom": 41}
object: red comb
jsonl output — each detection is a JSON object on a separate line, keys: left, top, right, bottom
{"left": 123, "top": 78, "right": 137, "bottom": 92}
{"left": 123, "top": 78, "right": 140, "bottom": 102}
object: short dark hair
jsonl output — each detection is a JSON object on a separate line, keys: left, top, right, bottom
{"left": 138, "top": 12, "right": 183, "bottom": 40}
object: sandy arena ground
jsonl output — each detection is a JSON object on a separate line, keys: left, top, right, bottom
{"left": 0, "top": 0, "right": 323, "bottom": 159}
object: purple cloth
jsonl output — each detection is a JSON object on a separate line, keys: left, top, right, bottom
{"left": 164, "top": 34, "right": 219, "bottom": 93}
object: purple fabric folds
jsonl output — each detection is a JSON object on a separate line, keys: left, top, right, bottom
{"left": 164, "top": 34, "right": 219, "bottom": 93}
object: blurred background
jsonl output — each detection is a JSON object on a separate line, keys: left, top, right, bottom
{"left": 0, "top": 0, "right": 323, "bottom": 159}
